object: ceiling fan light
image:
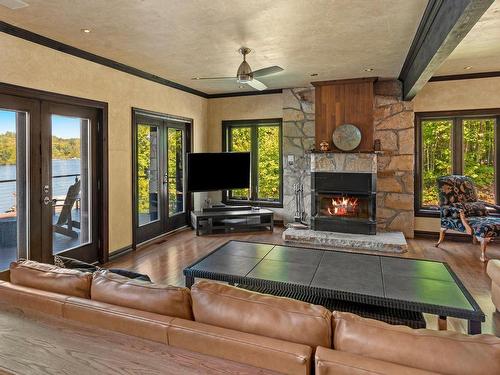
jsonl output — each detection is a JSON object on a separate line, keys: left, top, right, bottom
{"left": 237, "top": 75, "right": 252, "bottom": 83}
{"left": 237, "top": 60, "right": 253, "bottom": 83}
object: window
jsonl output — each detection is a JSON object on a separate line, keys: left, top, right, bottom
{"left": 222, "top": 119, "right": 282, "bottom": 206}
{"left": 415, "top": 110, "right": 500, "bottom": 216}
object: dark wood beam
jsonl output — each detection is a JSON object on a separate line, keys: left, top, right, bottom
{"left": 399, "top": 0, "right": 494, "bottom": 100}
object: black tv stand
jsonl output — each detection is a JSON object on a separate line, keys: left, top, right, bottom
{"left": 191, "top": 208, "right": 273, "bottom": 235}
{"left": 202, "top": 204, "right": 252, "bottom": 212}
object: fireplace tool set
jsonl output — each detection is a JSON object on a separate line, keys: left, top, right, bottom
{"left": 292, "top": 182, "right": 308, "bottom": 227}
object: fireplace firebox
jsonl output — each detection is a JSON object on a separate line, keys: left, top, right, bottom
{"left": 311, "top": 172, "right": 376, "bottom": 234}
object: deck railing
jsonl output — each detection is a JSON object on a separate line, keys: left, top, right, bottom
{"left": 0, "top": 173, "right": 80, "bottom": 212}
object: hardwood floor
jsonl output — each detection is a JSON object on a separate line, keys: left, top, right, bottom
{"left": 106, "top": 227, "right": 500, "bottom": 337}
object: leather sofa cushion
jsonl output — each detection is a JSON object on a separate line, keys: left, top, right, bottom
{"left": 333, "top": 311, "right": 500, "bottom": 375}
{"left": 315, "top": 347, "right": 438, "bottom": 375}
{"left": 488, "top": 260, "right": 500, "bottom": 311}
{"left": 91, "top": 270, "right": 193, "bottom": 320}
{"left": 64, "top": 296, "right": 173, "bottom": 343}
{"left": 0, "top": 280, "right": 68, "bottom": 316}
{"left": 191, "top": 280, "right": 332, "bottom": 348}
{"left": 168, "top": 317, "right": 312, "bottom": 375}
{"left": 9, "top": 260, "right": 92, "bottom": 299}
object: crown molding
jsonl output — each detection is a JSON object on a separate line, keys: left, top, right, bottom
{"left": 429, "top": 71, "right": 500, "bottom": 82}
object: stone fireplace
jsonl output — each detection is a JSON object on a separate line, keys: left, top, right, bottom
{"left": 282, "top": 79, "right": 414, "bottom": 239}
{"left": 311, "top": 153, "right": 377, "bottom": 235}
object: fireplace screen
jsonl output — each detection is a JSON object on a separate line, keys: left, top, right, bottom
{"left": 317, "top": 193, "right": 370, "bottom": 219}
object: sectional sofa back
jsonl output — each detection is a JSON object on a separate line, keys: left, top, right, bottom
{"left": 332, "top": 311, "right": 500, "bottom": 375}
{"left": 3, "top": 260, "right": 500, "bottom": 375}
{"left": 7, "top": 261, "right": 332, "bottom": 349}
{"left": 190, "top": 280, "right": 332, "bottom": 348}
{"left": 7, "top": 261, "right": 194, "bottom": 320}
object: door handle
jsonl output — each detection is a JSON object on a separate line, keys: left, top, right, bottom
{"left": 163, "top": 174, "right": 168, "bottom": 184}
{"left": 43, "top": 196, "right": 52, "bottom": 205}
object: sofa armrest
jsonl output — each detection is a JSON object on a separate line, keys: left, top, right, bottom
{"left": 315, "top": 347, "right": 439, "bottom": 375}
{"left": 168, "top": 318, "right": 312, "bottom": 375}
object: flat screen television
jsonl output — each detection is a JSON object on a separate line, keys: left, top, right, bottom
{"left": 187, "top": 152, "right": 250, "bottom": 192}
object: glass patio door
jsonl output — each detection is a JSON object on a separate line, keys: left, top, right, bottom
{"left": 41, "top": 102, "right": 99, "bottom": 264}
{"left": 0, "top": 91, "right": 103, "bottom": 273}
{"left": 0, "top": 94, "right": 34, "bottom": 271}
{"left": 134, "top": 111, "right": 189, "bottom": 245}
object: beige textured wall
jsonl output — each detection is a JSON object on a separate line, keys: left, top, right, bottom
{"left": 412, "top": 77, "right": 500, "bottom": 232}
{"left": 0, "top": 33, "right": 208, "bottom": 252}
{"left": 206, "top": 94, "right": 283, "bottom": 204}
{"left": 207, "top": 94, "right": 283, "bottom": 150}
{"left": 413, "top": 77, "right": 500, "bottom": 112}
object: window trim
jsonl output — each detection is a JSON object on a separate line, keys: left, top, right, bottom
{"left": 415, "top": 108, "right": 500, "bottom": 217}
{"left": 222, "top": 118, "right": 283, "bottom": 208}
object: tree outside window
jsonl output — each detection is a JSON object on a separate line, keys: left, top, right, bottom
{"left": 223, "top": 119, "right": 282, "bottom": 206}
{"left": 417, "top": 113, "right": 498, "bottom": 214}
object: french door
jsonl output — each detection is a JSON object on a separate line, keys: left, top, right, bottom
{"left": 41, "top": 102, "right": 99, "bottom": 264}
{"left": 0, "top": 91, "right": 102, "bottom": 271}
{"left": 133, "top": 110, "right": 191, "bottom": 245}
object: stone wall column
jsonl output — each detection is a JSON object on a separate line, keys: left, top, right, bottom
{"left": 373, "top": 80, "right": 415, "bottom": 238}
{"left": 282, "top": 88, "right": 315, "bottom": 223}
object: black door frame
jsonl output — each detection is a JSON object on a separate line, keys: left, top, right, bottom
{"left": 0, "top": 82, "right": 109, "bottom": 266}
{"left": 131, "top": 108, "right": 193, "bottom": 248}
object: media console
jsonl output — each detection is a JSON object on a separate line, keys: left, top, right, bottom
{"left": 191, "top": 208, "right": 274, "bottom": 236}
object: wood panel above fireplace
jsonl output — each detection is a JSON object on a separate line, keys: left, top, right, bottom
{"left": 312, "top": 77, "right": 376, "bottom": 152}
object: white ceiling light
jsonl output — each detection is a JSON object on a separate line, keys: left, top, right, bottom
{"left": 364, "top": 68, "right": 374, "bottom": 72}
{"left": 81, "top": 28, "right": 91, "bottom": 33}
{"left": 0, "top": 0, "right": 29, "bottom": 9}
{"left": 464, "top": 66, "right": 473, "bottom": 70}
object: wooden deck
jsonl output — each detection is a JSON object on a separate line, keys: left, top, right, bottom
{"left": 107, "top": 227, "right": 500, "bottom": 337}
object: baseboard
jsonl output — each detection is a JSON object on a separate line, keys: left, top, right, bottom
{"left": 414, "top": 230, "right": 471, "bottom": 242}
{"left": 107, "top": 245, "right": 134, "bottom": 262}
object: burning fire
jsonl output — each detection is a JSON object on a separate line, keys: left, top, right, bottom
{"left": 327, "top": 197, "right": 359, "bottom": 216}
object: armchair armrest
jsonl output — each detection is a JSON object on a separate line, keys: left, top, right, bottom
{"left": 480, "top": 201, "right": 500, "bottom": 211}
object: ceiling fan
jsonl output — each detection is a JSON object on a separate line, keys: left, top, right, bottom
{"left": 192, "top": 47, "right": 283, "bottom": 91}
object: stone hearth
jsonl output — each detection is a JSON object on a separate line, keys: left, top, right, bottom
{"left": 282, "top": 228, "right": 407, "bottom": 253}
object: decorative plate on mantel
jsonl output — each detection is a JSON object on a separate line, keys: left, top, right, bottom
{"left": 332, "top": 124, "right": 361, "bottom": 151}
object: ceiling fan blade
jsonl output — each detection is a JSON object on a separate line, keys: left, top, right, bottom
{"left": 191, "top": 77, "right": 235, "bottom": 80}
{"left": 252, "top": 66, "right": 284, "bottom": 78}
{"left": 247, "top": 79, "right": 267, "bottom": 91}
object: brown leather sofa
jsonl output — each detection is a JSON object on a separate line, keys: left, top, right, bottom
{"left": 487, "top": 259, "right": 500, "bottom": 312}
{"left": 1, "top": 260, "right": 499, "bottom": 375}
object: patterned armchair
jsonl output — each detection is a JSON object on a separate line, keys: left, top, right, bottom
{"left": 436, "top": 175, "right": 500, "bottom": 262}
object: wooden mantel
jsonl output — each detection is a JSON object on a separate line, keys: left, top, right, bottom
{"left": 312, "top": 77, "right": 376, "bottom": 152}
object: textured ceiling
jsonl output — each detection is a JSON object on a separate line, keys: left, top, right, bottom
{"left": 0, "top": 0, "right": 427, "bottom": 94}
{"left": 436, "top": 0, "right": 500, "bottom": 76}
